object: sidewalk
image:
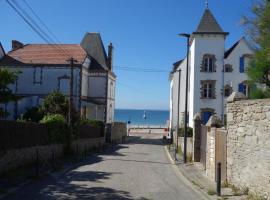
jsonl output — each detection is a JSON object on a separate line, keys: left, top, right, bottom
{"left": 165, "top": 145, "right": 248, "bottom": 200}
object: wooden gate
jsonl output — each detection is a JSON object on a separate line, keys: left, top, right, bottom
{"left": 200, "top": 125, "right": 208, "bottom": 169}
{"left": 215, "top": 128, "right": 227, "bottom": 181}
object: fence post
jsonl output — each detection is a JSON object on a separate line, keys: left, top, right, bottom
{"left": 217, "top": 162, "right": 221, "bottom": 196}
{"left": 193, "top": 113, "right": 201, "bottom": 162}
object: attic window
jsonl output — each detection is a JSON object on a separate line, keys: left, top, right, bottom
{"left": 201, "top": 54, "right": 216, "bottom": 72}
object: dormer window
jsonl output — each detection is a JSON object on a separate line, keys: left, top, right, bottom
{"left": 201, "top": 54, "right": 216, "bottom": 72}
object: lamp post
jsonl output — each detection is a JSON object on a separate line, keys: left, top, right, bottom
{"left": 175, "top": 69, "right": 181, "bottom": 161}
{"left": 179, "top": 33, "right": 190, "bottom": 163}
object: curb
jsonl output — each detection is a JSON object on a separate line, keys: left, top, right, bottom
{"left": 164, "top": 146, "right": 213, "bottom": 200}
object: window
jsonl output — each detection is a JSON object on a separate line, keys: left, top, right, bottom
{"left": 201, "top": 54, "right": 216, "bottom": 72}
{"left": 224, "top": 64, "right": 233, "bottom": 72}
{"left": 58, "top": 76, "right": 70, "bottom": 95}
{"left": 224, "top": 84, "right": 233, "bottom": 97}
{"left": 33, "top": 67, "right": 42, "bottom": 84}
{"left": 201, "top": 80, "right": 216, "bottom": 99}
{"left": 238, "top": 82, "right": 249, "bottom": 97}
{"left": 239, "top": 56, "right": 245, "bottom": 73}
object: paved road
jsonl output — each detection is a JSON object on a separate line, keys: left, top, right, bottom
{"left": 4, "top": 132, "right": 206, "bottom": 200}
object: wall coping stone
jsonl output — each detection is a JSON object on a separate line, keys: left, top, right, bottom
{"left": 227, "top": 92, "right": 247, "bottom": 103}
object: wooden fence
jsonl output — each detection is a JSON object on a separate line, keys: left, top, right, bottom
{"left": 0, "top": 120, "right": 104, "bottom": 150}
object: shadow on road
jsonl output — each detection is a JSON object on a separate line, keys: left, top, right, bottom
{"left": 127, "top": 136, "right": 164, "bottom": 146}
{"left": 3, "top": 143, "right": 152, "bottom": 200}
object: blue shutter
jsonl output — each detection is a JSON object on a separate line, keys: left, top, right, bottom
{"left": 239, "top": 56, "right": 245, "bottom": 73}
{"left": 238, "top": 83, "right": 244, "bottom": 93}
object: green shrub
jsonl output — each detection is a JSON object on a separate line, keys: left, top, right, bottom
{"left": 250, "top": 88, "right": 270, "bottom": 99}
{"left": 178, "top": 127, "right": 193, "bottom": 137}
{"left": 41, "top": 91, "right": 69, "bottom": 117}
{"left": 23, "top": 107, "right": 45, "bottom": 122}
{"left": 40, "top": 114, "right": 70, "bottom": 143}
{"left": 77, "top": 119, "right": 104, "bottom": 128}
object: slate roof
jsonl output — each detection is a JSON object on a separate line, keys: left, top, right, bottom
{"left": 171, "top": 59, "right": 183, "bottom": 73}
{"left": 0, "top": 44, "right": 86, "bottom": 66}
{"left": 194, "top": 9, "right": 228, "bottom": 35}
{"left": 224, "top": 39, "right": 241, "bottom": 59}
{"left": 80, "top": 33, "right": 109, "bottom": 70}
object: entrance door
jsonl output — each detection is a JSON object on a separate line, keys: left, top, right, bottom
{"left": 202, "top": 111, "right": 212, "bottom": 124}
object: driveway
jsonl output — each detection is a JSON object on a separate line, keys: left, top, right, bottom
{"left": 3, "top": 131, "right": 207, "bottom": 200}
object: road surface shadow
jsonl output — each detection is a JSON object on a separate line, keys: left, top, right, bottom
{"left": 127, "top": 136, "right": 164, "bottom": 146}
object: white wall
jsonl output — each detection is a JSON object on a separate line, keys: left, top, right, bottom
{"left": 189, "top": 34, "right": 226, "bottom": 127}
{"left": 224, "top": 38, "right": 254, "bottom": 98}
{"left": 107, "top": 74, "right": 116, "bottom": 123}
{"left": 0, "top": 44, "right": 5, "bottom": 60}
{"left": 5, "top": 66, "right": 81, "bottom": 119}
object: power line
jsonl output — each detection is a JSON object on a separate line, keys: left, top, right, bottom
{"left": 117, "top": 81, "right": 148, "bottom": 95}
{"left": 114, "top": 65, "right": 170, "bottom": 73}
{"left": 6, "top": 0, "right": 70, "bottom": 58}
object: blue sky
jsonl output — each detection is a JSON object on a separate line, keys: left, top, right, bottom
{"left": 0, "top": 0, "right": 252, "bottom": 110}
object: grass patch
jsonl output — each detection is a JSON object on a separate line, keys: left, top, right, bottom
{"left": 207, "top": 189, "right": 216, "bottom": 196}
{"left": 187, "top": 152, "right": 193, "bottom": 163}
{"left": 191, "top": 180, "right": 204, "bottom": 190}
{"left": 247, "top": 191, "right": 268, "bottom": 200}
{"left": 230, "top": 184, "right": 242, "bottom": 196}
{"left": 217, "top": 197, "right": 228, "bottom": 200}
{"left": 221, "top": 180, "right": 229, "bottom": 188}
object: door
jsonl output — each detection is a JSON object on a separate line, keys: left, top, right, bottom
{"left": 202, "top": 111, "right": 212, "bottom": 125}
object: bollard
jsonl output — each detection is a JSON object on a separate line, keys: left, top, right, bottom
{"left": 217, "top": 162, "right": 221, "bottom": 196}
{"left": 35, "top": 148, "right": 39, "bottom": 178}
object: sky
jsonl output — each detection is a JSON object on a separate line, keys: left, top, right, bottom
{"left": 0, "top": 0, "right": 253, "bottom": 110}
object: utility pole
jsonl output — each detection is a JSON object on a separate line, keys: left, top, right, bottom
{"left": 67, "top": 57, "right": 77, "bottom": 129}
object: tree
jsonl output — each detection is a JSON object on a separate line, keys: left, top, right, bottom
{"left": 243, "top": 0, "right": 270, "bottom": 98}
{"left": 0, "top": 68, "right": 20, "bottom": 118}
{"left": 41, "top": 90, "right": 69, "bottom": 117}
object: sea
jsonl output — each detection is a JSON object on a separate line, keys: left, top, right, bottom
{"left": 114, "top": 109, "right": 169, "bottom": 126}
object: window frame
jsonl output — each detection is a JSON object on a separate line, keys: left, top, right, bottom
{"left": 201, "top": 80, "right": 216, "bottom": 99}
{"left": 201, "top": 54, "right": 216, "bottom": 72}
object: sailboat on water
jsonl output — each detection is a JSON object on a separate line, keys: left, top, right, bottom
{"left": 143, "top": 111, "right": 146, "bottom": 119}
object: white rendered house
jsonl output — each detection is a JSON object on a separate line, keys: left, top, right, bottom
{"left": 0, "top": 33, "right": 116, "bottom": 123}
{"left": 169, "top": 8, "right": 254, "bottom": 129}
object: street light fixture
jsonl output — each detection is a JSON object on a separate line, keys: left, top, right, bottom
{"left": 178, "top": 33, "right": 190, "bottom": 163}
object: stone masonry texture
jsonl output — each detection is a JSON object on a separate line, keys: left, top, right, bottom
{"left": 227, "top": 98, "right": 270, "bottom": 196}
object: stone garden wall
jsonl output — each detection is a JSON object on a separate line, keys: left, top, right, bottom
{"left": 111, "top": 122, "right": 127, "bottom": 143}
{"left": 227, "top": 97, "right": 270, "bottom": 195}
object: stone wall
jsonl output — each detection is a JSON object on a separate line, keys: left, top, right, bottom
{"left": 178, "top": 137, "right": 193, "bottom": 156}
{"left": 111, "top": 122, "right": 127, "bottom": 143}
{"left": 227, "top": 97, "right": 270, "bottom": 195}
{"left": 0, "top": 137, "right": 105, "bottom": 174}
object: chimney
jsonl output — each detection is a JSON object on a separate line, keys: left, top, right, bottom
{"left": 107, "top": 42, "right": 113, "bottom": 71}
{"left": 12, "top": 40, "right": 23, "bottom": 50}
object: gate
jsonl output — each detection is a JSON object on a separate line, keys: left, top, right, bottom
{"left": 215, "top": 128, "right": 227, "bottom": 181}
{"left": 200, "top": 125, "right": 207, "bottom": 169}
